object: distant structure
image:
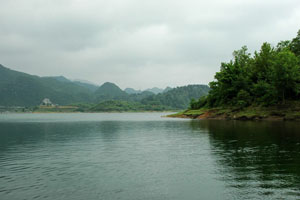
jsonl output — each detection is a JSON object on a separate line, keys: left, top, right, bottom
{"left": 41, "top": 98, "right": 54, "bottom": 106}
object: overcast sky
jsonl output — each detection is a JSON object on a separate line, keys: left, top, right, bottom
{"left": 1, "top": 0, "right": 300, "bottom": 89}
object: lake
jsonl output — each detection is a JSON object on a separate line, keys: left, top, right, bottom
{"left": 0, "top": 113, "right": 300, "bottom": 200}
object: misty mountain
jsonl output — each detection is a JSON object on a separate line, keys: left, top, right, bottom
{"left": 163, "top": 87, "right": 173, "bottom": 93}
{"left": 0, "top": 64, "right": 210, "bottom": 109}
{"left": 141, "top": 85, "right": 210, "bottom": 109}
{"left": 73, "top": 81, "right": 98, "bottom": 92}
{"left": 125, "top": 87, "right": 173, "bottom": 94}
{"left": 124, "top": 88, "right": 142, "bottom": 94}
{"left": 95, "top": 82, "right": 128, "bottom": 101}
{"left": 90, "top": 85, "right": 209, "bottom": 111}
{"left": 47, "top": 76, "right": 72, "bottom": 83}
{"left": 47, "top": 76, "right": 99, "bottom": 92}
{"left": 128, "top": 91, "right": 155, "bottom": 102}
{"left": 0, "top": 64, "right": 94, "bottom": 106}
{"left": 145, "top": 87, "right": 164, "bottom": 94}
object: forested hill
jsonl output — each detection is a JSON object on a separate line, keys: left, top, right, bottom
{"left": 0, "top": 64, "right": 209, "bottom": 109}
{"left": 190, "top": 29, "right": 300, "bottom": 110}
{"left": 141, "top": 85, "right": 210, "bottom": 109}
{"left": 90, "top": 85, "right": 210, "bottom": 111}
{"left": 94, "top": 82, "right": 128, "bottom": 101}
{"left": 0, "top": 65, "right": 94, "bottom": 106}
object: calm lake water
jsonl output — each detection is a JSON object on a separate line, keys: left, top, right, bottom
{"left": 0, "top": 113, "right": 300, "bottom": 200}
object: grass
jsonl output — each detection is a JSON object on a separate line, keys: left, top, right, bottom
{"left": 184, "top": 110, "right": 205, "bottom": 115}
{"left": 166, "top": 111, "right": 186, "bottom": 117}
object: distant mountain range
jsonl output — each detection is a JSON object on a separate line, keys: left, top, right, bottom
{"left": 124, "top": 88, "right": 142, "bottom": 94}
{"left": 0, "top": 64, "right": 210, "bottom": 109}
{"left": 124, "top": 86, "right": 171, "bottom": 95}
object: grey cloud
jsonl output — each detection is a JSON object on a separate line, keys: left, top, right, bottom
{"left": 0, "top": 0, "right": 300, "bottom": 89}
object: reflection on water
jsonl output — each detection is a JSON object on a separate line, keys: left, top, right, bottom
{"left": 191, "top": 120, "right": 300, "bottom": 199}
{"left": 0, "top": 114, "right": 300, "bottom": 200}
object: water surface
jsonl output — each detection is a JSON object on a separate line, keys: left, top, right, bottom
{"left": 0, "top": 113, "right": 300, "bottom": 199}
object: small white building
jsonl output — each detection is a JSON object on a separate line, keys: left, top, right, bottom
{"left": 41, "top": 98, "right": 54, "bottom": 106}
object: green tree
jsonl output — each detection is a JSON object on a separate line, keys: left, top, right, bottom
{"left": 251, "top": 81, "right": 277, "bottom": 105}
{"left": 193, "top": 29, "right": 300, "bottom": 109}
{"left": 276, "top": 40, "right": 291, "bottom": 52}
{"left": 207, "top": 46, "right": 251, "bottom": 106}
{"left": 290, "top": 30, "right": 300, "bottom": 57}
{"left": 271, "top": 50, "right": 300, "bottom": 103}
{"left": 251, "top": 43, "right": 275, "bottom": 82}
{"left": 236, "top": 89, "right": 251, "bottom": 108}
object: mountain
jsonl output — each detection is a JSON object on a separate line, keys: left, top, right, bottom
{"left": 47, "top": 76, "right": 72, "bottom": 83}
{"left": 73, "top": 79, "right": 97, "bottom": 85}
{"left": 73, "top": 80, "right": 98, "bottom": 92}
{"left": 125, "top": 87, "right": 171, "bottom": 94}
{"left": 145, "top": 87, "right": 164, "bottom": 94}
{"left": 95, "top": 82, "right": 128, "bottom": 102}
{"left": 47, "top": 77, "right": 98, "bottom": 92}
{"left": 0, "top": 64, "right": 93, "bottom": 106}
{"left": 124, "top": 88, "right": 142, "bottom": 94}
{"left": 128, "top": 91, "right": 155, "bottom": 102}
{"left": 0, "top": 64, "right": 210, "bottom": 109}
{"left": 163, "top": 87, "right": 172, "bottom": 93}
{"left": 141, "top": 85, "right": 210, "bottom": 109}
{"left": 91, "top": 85, "right": 210, "bottom": 111}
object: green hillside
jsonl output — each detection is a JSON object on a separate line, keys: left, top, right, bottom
{"left": 0, "top": 65, "right": 210, "bottom": 110}
{"left": 90, "top": 85, "right": 209, "bottom": 112}
{"left": 124, "top": 88, "right": 142, "bottom": 94}
{"left": 141, "top": 85, "right": 210, "bottom": 109}
{"left": 128, "top": 91, "right": 154, "bottom": 102}
{"left": 94, "top": 82, "right": 129, "bottom": 102}
{"left": 0, "top": 65, "right": 93, "bottom": 106}
{"left": 73, "top": 81, "right": 98, "bottom": 92}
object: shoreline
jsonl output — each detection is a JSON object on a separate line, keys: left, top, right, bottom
{"left": 167, "top": 106, "right": 300, "bottom": 121}
{"left": 0, "top": 110, "right": 177, "bottom": 114}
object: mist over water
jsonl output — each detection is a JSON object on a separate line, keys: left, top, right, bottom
{"left": 0, "top": 113, "right": 300, "bottom": 200}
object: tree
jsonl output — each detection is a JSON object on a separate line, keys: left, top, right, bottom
{"left": 251, "top": 43, "right": 275, "bottom": 82}
{"left": 207, "top": 46, "right": 251, "bottom": 106}
{"left": 194, "top": 29, "right": 300, "bottom": 109}
{"left": 272, "top": 50, "right": 300, "bottom": 103}
{"left": 276, "top": 40, "right": 291, "bottom": 52}
{"left": 236, "top": 89, "right": 251, "bottom": 108}
{"left": 290, "top": 30, "right": 300, "bottom": 57}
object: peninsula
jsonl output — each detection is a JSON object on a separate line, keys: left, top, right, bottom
{"left": 170, "top": 29, "right": 300, "bottom": 121}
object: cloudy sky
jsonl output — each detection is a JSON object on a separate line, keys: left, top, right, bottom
{"left": 1, "top": 0, "right": 300, "bottom": 89}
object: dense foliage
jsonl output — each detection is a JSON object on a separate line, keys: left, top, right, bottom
{"left": 191, "top": 30, "right": 300, "bottom": 109}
